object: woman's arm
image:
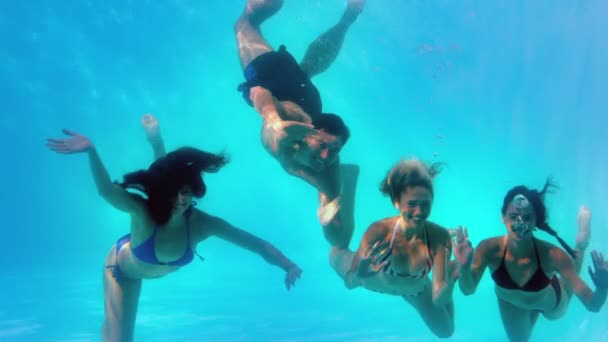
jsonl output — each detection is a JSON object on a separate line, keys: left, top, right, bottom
{"left": 343, "top": 223, "right": 390, "bottom": 288}
{"left": 88, "top": 148, "right": 142, "bottom": 213}
{"left": 203, "top": 213, "right": 302, "bottom": 289}
{"left": 430, "top": 228, "right": 453, "bottom": 306}
{"left": 141, "top": 114, "right": 166, "bottom": 160}
{"left": 553, "top": 248, "right": 608, "bottom": 312}
{"left": 452, "top": 227, "right": 496, "bottom": 296}
{"left": 47, "top": 129, "right": 142, "bottom": 214}
{"left": 457, "top": 238, "right": 491, "bottom": 296}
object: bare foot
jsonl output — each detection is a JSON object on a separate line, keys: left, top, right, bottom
{"left": 343, "top": 0, "right": 366, "bottom": 23}
{"left": 576, "top": 205, "right": 591, "bottom": 250}
{"left": 347, "top": 0, "right": 366, "bottom": 14}
{"left": 245, "top": 0, "right": 284, "bottom": 27}
{"left": 318, "top": 164, "right": 359, "bottom": 226}
{"left": 318, "top": 195, "right": 341, "bottom": 226}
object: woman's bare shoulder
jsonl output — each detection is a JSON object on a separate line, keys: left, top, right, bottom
{"left": 362, "top": 216, "right": 398, "bottom": 240}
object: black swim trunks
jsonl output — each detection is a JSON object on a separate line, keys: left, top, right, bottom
{"left": 237, "top": 45, "right": 322, "bottom": 116}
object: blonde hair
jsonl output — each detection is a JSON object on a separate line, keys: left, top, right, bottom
{"left": 379, "top": 158, "right": 444, "bottom": 203}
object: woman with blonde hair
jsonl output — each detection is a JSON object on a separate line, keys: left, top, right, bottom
{"left": 330, "top": 158, "right": 458, "bottom": 338}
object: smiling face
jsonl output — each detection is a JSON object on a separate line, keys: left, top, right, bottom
{"left": 292, "top": 132, "right": 342, "bottom": 170}
{"left": 172, "top": 186, "right": 194, "bottom": 216}
{"left": 503, "top": 194, "right": 536, "bottom": 240}
{"left": 394, "top": 185, "right": 433, "bottom": 228}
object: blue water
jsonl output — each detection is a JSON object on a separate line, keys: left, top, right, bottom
{"left": 2, "top": 0, "right": 607, "bottom": 341}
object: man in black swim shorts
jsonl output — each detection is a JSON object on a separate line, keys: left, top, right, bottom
{"left": 233, "top": 0, "right": 365, "bottom": 249}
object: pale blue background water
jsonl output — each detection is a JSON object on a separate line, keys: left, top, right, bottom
{"left": 1, "top": 0, "right": 607, "bottom": 341}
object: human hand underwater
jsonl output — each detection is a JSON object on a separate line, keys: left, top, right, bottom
{"left": 450, "top": 226, "right": 474, "bottom": 267}
{"left": 46, "top": 129, "right": 93, "bottom": 154}
{"left": 356, "top": 240, "right": 391, "bottom": 278}
{"left": 141, "top": 113, "right": 162, "bottom": 143}
{"left": 282, "top": 121, "right": 317, "bottom": 141}
{"left": 285, "top": 264, "right": 302, "bottom": 291}
{"left": 589, "top": 250, "right": 608, "bottom": 290}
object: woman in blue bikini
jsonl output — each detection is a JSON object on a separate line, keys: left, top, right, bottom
{"left": 46, "top": 118, "right": 302, "bottom": 342}
{"left": 453, "top": 180, "right": 608, "bottom": 342}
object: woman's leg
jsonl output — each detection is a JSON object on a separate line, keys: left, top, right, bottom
{"left": 402, "top": 281, "right": 455, "bottom": 338}
{"left": 299, "top": 0, "right": 365, "bottom": 78}
{"left": 543, "top": 277, "right": 569, "bottom": 320}
{"left": 234, "top": 0, "right": 284, "bottom": 69}
{"left": 329, "top": 243, "right": 368, "bottom": 290}
{"left": 497, "top": 297, "right": 540, "bottom": 342}
{"left": 101, "top": 246, "right": 142, "bottom": 342}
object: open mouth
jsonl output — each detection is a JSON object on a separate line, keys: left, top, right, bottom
{"left": 411, "top": 217, "right": 424, "bottom": 224}
{"left": 512, "top": 224, "right": 531, "bottom": 238}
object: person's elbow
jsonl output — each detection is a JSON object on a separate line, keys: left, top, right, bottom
{"left": 432, "top": 293, "right": 447, "bottom": 307}
{"left": 98, "top": 186, "right": 114, "bottom": 201}
{"left": 582, "top": 287, "right": 606, "bottom": 313}
{"left": 431, "top": 283, "right": 450, "bottom": 307}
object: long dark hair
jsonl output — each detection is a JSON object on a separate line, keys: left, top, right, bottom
{"left": 501, "top": 177, "right": 576, "bottom": 258}
{"left": 118, "top": 147, "right": 229, "bottom": 225}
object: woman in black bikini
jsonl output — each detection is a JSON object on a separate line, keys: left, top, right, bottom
{"left": 329, "top": 158, "right": 459, "bottom": 338}
{"left": 453, "top": 179, "right": 608, "bottom": 342}
{"left": 46, "top": 122, "right": 302, "bottom": 342}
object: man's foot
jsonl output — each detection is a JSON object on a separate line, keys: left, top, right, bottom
{"left": 342, "top": 0, "right": 366, "bottom": 24}
{"left": 318, "top": 195, "right": 341, "bottom": 226}
{"left": 347, "top": 0, "right": 366, "bottom": 14}
{"left": 317, "top": 164, "right": 359, "bottom": 226}
{"left": 244, "top": 0, "right": 284, "bottom": 27}
{"left": 576, "top": 205, "right": 591, "bottom": 250}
